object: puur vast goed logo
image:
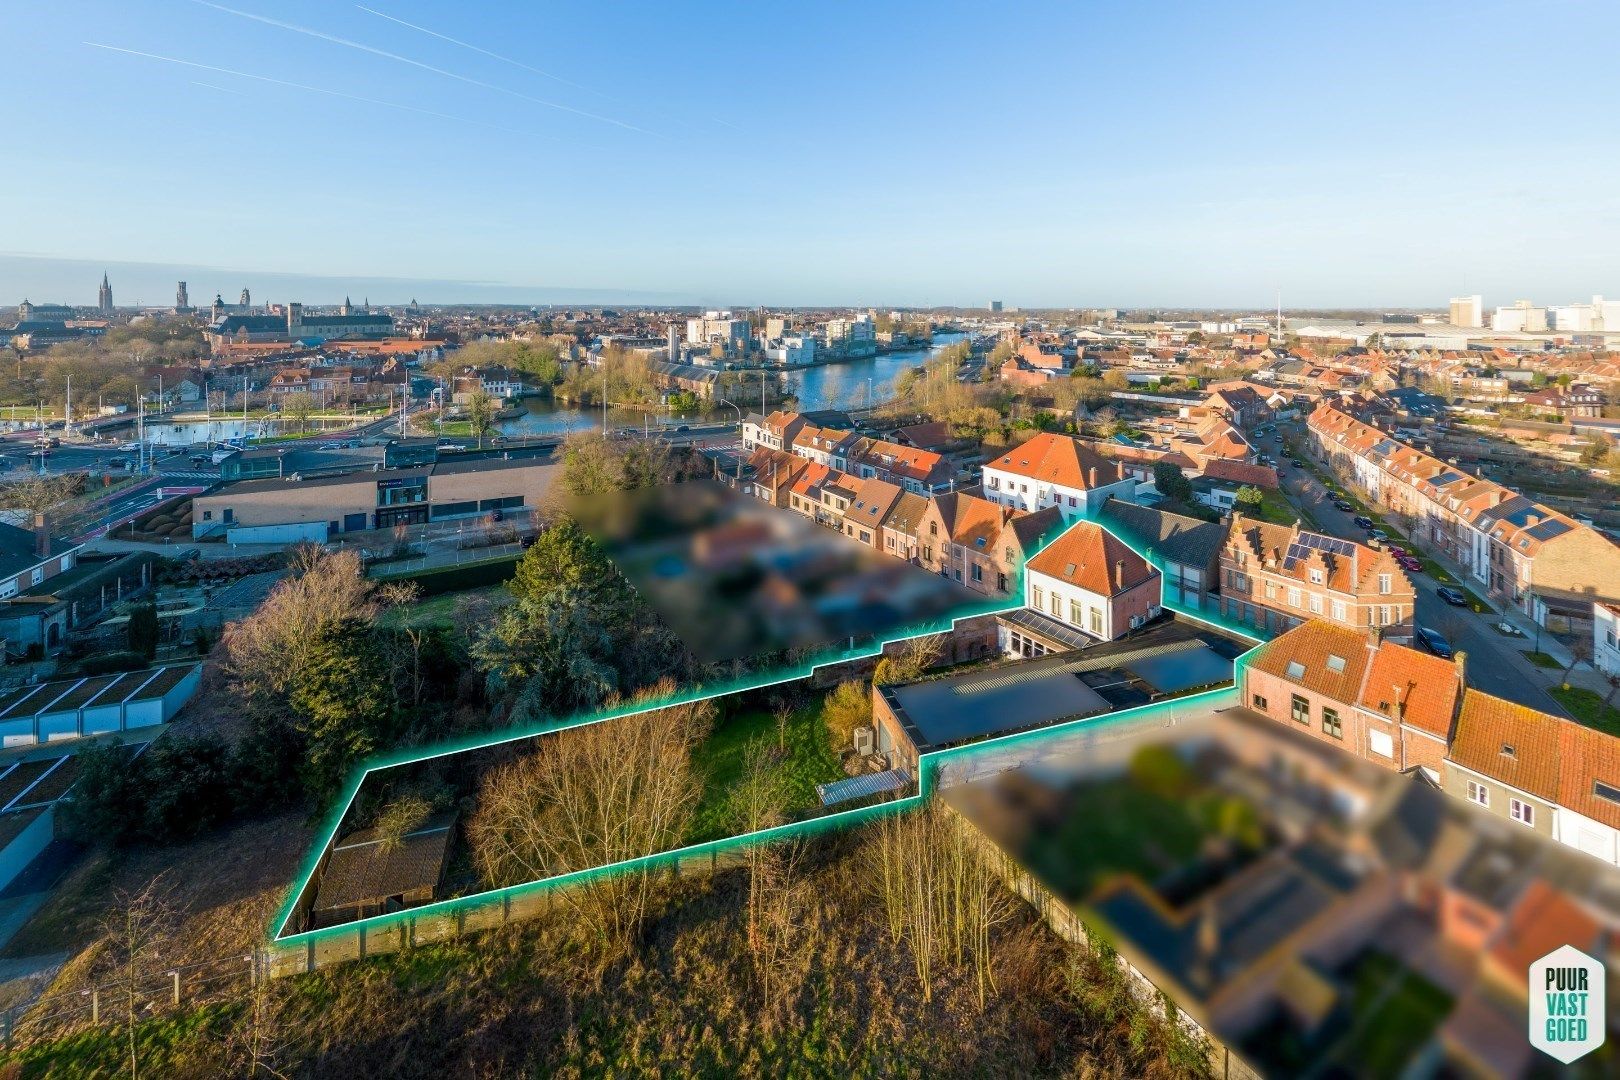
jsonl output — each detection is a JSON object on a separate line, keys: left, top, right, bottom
{"left": 1529, "top": 945, "right": 1605, "bottom": 1065}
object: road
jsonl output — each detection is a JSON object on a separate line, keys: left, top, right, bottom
{"left": 1273, "top": 425, "right": 1574, "bottom": 716}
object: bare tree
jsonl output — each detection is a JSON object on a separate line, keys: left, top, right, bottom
{"left": 222, "top": 547, "right": 379, "bottom": 700}
{"left": 95, "top": 874, "right": 175, "bottom": 1080}
{"left": 869, "top": 799, "right": 1015, "bottom": 1009}
{"left": 465, "top": 389, "right": 498, "bottom": 449}
{"left": 730, "top": 737, "right": 808, "bottom": 1022}
{"left": 467, "top": 681, "right": 713, "bottom": 951}
{"left": 1562, "top": 637, "right": 1594, "bottom": 689}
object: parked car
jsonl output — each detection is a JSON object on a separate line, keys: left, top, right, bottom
{"left": 1369, "top": 529, "right": 1389, "bottom": 544}
{"left": 1436, "top": 587, "right": 1469, "bottom": 607}
{"left": 1353, "top": 515, "right": 1374, "bottom": 530}
{"left": 1333, "top": 500, "right": 1355, "bottom": 512}
{"left": 190, "top": 454, "right": 210, "bottom": 465}
{"left": 1495, "top": 621, "right": 1525, "bottom": 637}
{"left": 1415, "top": 627, "right": 1454, "bottom": 658}
{"left": 118, "top": 442, "right": 140, "bottom": 452}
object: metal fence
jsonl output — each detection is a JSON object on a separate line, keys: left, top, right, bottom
{"left": 3, "top": 953, "right": 257, "bottom": 1052}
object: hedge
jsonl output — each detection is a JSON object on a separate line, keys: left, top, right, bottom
{"left": 373, "top": 555, "right": 521, "bottom": 596}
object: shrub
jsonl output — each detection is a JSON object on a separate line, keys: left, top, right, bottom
{"left": 81, "top": 650, "right": 148, "bottom": 676}
{"left": 59, "top": 735, "right": 236, "bottom": 846}
{"left": 821, "top": 680, "right": 871, "bottom": 751}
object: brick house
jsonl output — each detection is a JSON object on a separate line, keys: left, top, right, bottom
{"left": 880, "top": 491, "right": 930, "bottom": 564}
{"left": 838, "top": 476, "right": 901, "bottom": 549}
{"left": 1020, "top": 521, "right": 1161, "bottom": 644}
{"left": 1098, "top": 498, "right": 1224, "bottom": 611}
{"left": 1240, "top": 620, "right": 1461, "bottom": 781}
{"left": 918, "top": 493, "right": 1061, "bottom": 597}
{"left": 1220, "top": 513, "right": 1415, "bottom": 637}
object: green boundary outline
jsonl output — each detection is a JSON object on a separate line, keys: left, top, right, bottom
{"left": 270, "top": 517, "right": 1270, "bottom": 945}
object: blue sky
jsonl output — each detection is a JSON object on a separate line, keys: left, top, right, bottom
{"left": 4, "top": 0, "right": 1618, "bottom": 308}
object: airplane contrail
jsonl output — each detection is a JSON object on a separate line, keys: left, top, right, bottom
{"left": 357, "top": 3, "right": 731, "bottom": 133}
{"left": 84, "top": 43, "right": 583, "bottom": 146}
{"left": 355, "top": 4, "right": 601, "bottom": 97}
{"left": 191, "top": 0, "right": 661, "bottom": 137}
{"left": 192, "top": 80, "right": 250, "bottom": 96}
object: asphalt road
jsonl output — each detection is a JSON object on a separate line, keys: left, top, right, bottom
{"left": 1272, "top": 427, "right": 1573, "bottom": 716}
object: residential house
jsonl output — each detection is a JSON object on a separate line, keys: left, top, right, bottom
{"left": 846, "top": 436, "right": 955, "bottom": 494}
{"left": 1219, "top": 513, "right": 1414, "bottom": 636}
{"left": 880, "top": 491, "right": 930, "bottom": 563}
{"left": 1018, "top": 520, "right": 1162, "bottom": 647}
{"left": 1554, "top": 722, "right": 1620, "bottom": 866}
{"left": 919, "top": 493, "right": 1061, "bottom": 597}
{"left": 981, "top": 432, "right": 1138, "bottom": 523}
{"left": 1098, "top": 498, "right": 1224, "bottom": 610}
{"left": 1595, "top": 603, "right": 1620, "bottom": 677}
{"left": 838, "top": 477, "right": 902, "bottom": 549}
{"left": 1240, "top": 620, "right": 1461, "bottom": 779}
{"left": 1444, "top": 690, "right": 1563, "bottom": 839}
{"left": 1522, "top": 384, "right": 1605, "bottom": 419}
{"left": 1308, "top": 402, "right": 1620, "bottom": 624}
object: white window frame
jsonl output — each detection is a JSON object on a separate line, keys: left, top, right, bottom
{"left": 1510, "top": 798, "right": 1534, "bottom": 826}
{"left": 1467, "top": 780, "right": 1489, "bottom": 807}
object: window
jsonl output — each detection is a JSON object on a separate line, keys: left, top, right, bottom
{"left": 1089, "top": 608, "right": 1103, "bottom": 635}
{"left": 929, "top": 522, "right": 938, "bottom": 536}
{"left": 1379, "top": 573, "right": 1393, "bottom": 594}
{"left": 1467, "top": 780, "right": 1490, "bottom": 807}
{"left": 988, "top": 476, "right": 999, "bottom": 490}
{"left": 1309, "top": 594, "right": 1323, "bottom": 615}
{"left": 1322, "top": 708, "right": 1342, "bottom": 739}
{"left": 1510, "top": 798, "right": 1535, "bottom": 826}
{"left": 1032, "top": 585, "right": 1044, "bottom": 609}
{"left": 202, "top": 510, "right": 213, "bottom": 521}
{"left": 1264, "top": 581, "right": 1277, "bottom": 600}
{"left": 1290, "top": 694, "right": 1310, "bottom": 724}
{"left": 1331, "top": 600, "right": 1347, "bottom": 622}
{"left": 1368, "top": 729, "right": 1394, "bottom": 758}
{"left": 1285, "top": 660, "right": 1306, "bottom": 679}
{"left": 1325, "top": 654, "right": 1346, "bottom": 674}
{"left": 1287, "top": 587, "right": 1301, "bottom": 608}
{"left": 1069, "top": 599, "right": 1084, "bottom": 625}
{"left": 1309, "top": 568, "right": 1324, "bottom": 584}
{"left": 1050, "top": 593, "right": 1061, "bottom": 617}
{"left": 1595, "top": 780, "right": 1620, "bottom": 806}
{"left": 1067, "top": 495, "right": 1078, "bottom": 507}
{"left": 1252, "top": 693, "right": 1268, "bottom": 710}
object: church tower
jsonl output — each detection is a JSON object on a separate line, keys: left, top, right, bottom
{"left": 97, "top": 272, "right": 113, "bottom": 314}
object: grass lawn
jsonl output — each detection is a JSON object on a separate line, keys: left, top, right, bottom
{"left": 1524, "top": 650, "right": 1563, "bottom": 670}
{"left": 377, "top": 585, "right": 506, "bottom": 629}
{"left": 1255, "top": 487, "right": 1313, "bottom": 528}
{"left": 1417, "top": 557, "right": 1454, "bottom": 583}
{"left": 687, "top": 698, "right": 844, "bottom": 844}
{"left": 1549, "top": 686, "right": 1620, "bottom": 737}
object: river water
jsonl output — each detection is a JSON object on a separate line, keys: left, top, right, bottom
{"left": 498, "top": 332, "right": 966, "bottom": 437}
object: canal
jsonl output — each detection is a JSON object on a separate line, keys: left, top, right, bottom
{"left": 496, "top": 332, "right": 966, "bottom": 437}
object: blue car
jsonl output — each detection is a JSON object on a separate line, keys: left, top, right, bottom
{"left": 1415, "top": 627, "right": 1453, "bottom": 659}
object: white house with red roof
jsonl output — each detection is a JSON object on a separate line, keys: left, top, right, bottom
{"left": 981, "top": 433, "right": 1138, "bottom": 523}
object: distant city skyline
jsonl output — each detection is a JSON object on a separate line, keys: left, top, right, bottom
{"left": 7, "top": 1, "right": 1620, "bottom": 306}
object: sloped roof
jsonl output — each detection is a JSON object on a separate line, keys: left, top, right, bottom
{"left": 1025, "top": 521, "right": 1157, "bottom": 597}
{"left": 1357, "top": 642, "right": 1459, "bottom": 739}
{"left": 1246, "top": 620, "right": 1369, "bottom": 703}
{"left": 988, "top": 432, "right": 1125, "bottom": 490}
{"left": 1557, "top": 722, "right": 1620, "bottom": 830}
{"left": 1099, "top": 499, "right": 1225, "bottom": 569}
{"left": 1449, "top": 689, "right": 1562, "bottom": 801}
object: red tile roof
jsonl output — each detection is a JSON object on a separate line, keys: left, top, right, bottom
{"left": 1246, "top": 620, "right": 1370, "bottom": 703}
{"left": 1025, "top": 521, "right": 1157, "bottom": 597}
{"left": 1449, "top": 690, "right": 1563, "bottom": 801}
{"left": 989, "top": 433, "right": 1126, "bottom": 491}
{"left": 1357, "top": 643, "right": 1460, "bottom": 739}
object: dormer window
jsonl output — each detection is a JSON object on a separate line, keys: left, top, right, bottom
{"left": 1501, "top": 744, "right": 1516, "bottom": 758}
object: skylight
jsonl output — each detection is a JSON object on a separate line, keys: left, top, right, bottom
{"left": 1326, "top": 655, "right": 1346, "bottom": 673}
{"left": 1596, "top": 780, "right": 1620, "bottom": 806}
{"left": 1285, "top": 660, "right": 1306, "bottom": 679}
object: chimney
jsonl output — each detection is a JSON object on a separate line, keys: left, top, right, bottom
{"left": 1114, "top": 559, "right": 1125, "bottom": 590}
{"left": 33, "top": 511, "right": 49, "bottom": 559}
{"left": 1453, "top": 650, "right": 1467, "bottom": 687}
{"left": 1367, "top": 625, "right": 1382, "bottom": 648}
{"left": 1088, "top": 466, "right": 1098, "bottom": 488}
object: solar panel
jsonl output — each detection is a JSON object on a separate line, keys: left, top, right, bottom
{"left": 1281, "top": 531, "right": 1357, "bottom": 571}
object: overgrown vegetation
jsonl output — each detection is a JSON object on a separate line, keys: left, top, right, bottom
{"left": 3, "top": 825, "right": 1211, "bottom": 1079}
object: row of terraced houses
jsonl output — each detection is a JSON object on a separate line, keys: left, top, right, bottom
{"left": 1242, "top": 618, "right": 1620, "bottom": 869}
{"left": 1307, "top": 402, "right": 1620, "bottom": 628}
